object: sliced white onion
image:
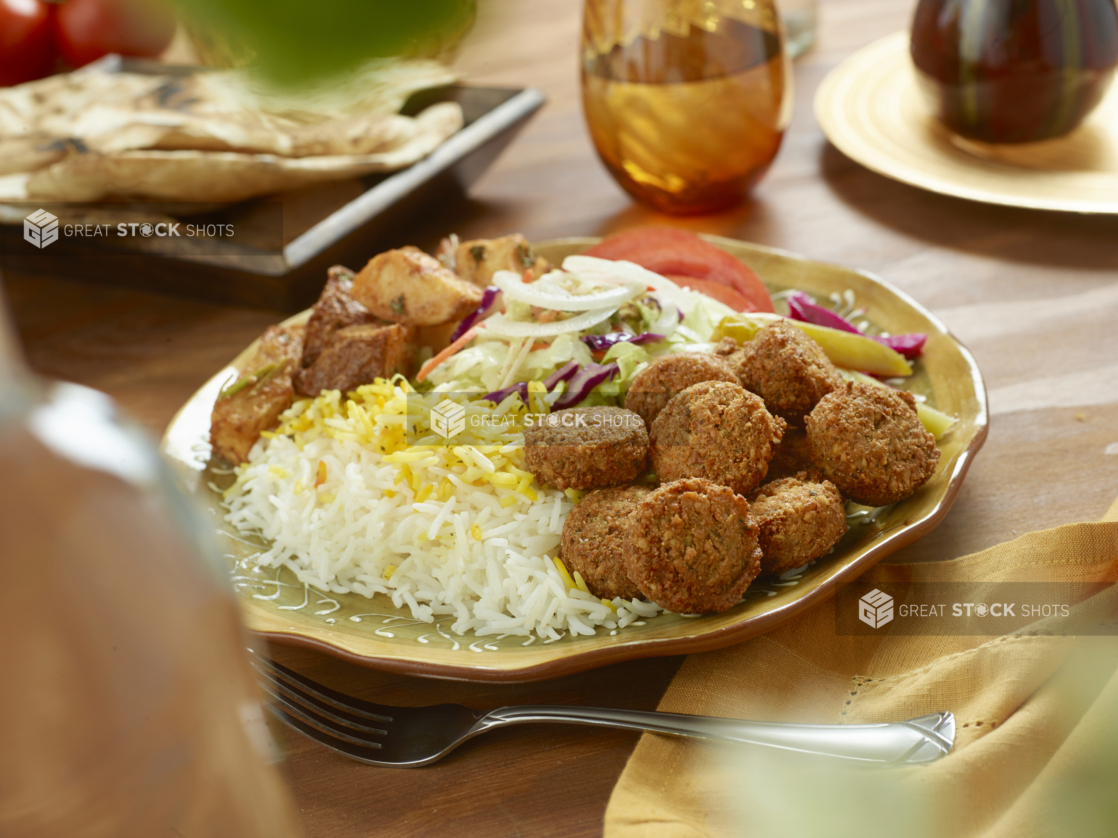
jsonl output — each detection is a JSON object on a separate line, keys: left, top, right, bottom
{"left": 493, "top": 269, "right": 641, "bottom": 312}
{"left": 562, "top": 255, "right": 695, "bottom": 313}
{"left": 482, "top": 306, "right": 619, "bottom": 338}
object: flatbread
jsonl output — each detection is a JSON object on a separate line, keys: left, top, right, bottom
{"left": 0, "top": 59, "right": 464, "bottom": 202}
{"left": 21, "top": 102, "right": 463, "bottom": 202}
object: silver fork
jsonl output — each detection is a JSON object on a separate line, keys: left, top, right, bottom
{"left": 250, "top": 651, "right": 955, "bottom": 768}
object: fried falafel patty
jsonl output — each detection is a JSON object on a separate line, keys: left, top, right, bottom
{"left": 560, "top": 485, "right": 651, "bottom": 601}
{"left": 649, "top": 380, "right": 786, "bottom": 496}
{"left": 624, "top": 478, "right": 762, "bottom": 613}
{"left": 732, "top": 321, "right": 843, "bottom": 424}
{"left": 714, "top": 336, "right": 752, "bottom": 382}
{"left": 765, "top": 427, "right": 817, "bottom": 482}
{"left": 524, "top": 406, "right": 648, "bottom": 490}
{"left": 806, "top": 381, "right": 940, "bottom": 506}
{"left": 749, "top": 471, "right": 848, "bottom": 576}
{"left": 624, "top": 352, "right": 739, "bottom": 428}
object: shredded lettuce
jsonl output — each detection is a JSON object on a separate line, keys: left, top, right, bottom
{"left": 424, "top": 274, "right": 735, "bottom": 408}
{"left": 504, "top": 299, "right": 535, "bottom": 322}
{"left": 427, "top": 332, "right": 595, "bottom": 394}
{"left": 609, "top": 297, "right": 662, "bottom": 335}
{"left": 681, "top": 293, "right": 735, "bottom": 341}
{"left": 424, "top": 339, "right": 512, "bottom": 392}
{"left": 602, "top": 341, "right": 652, "bottom": 387}
{"left": 520, "top": 333, "right": 595, "bottom": 382}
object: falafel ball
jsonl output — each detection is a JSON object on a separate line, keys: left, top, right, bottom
{"left": 624, "top": 478, "right": 762, "bottom": 613}
{"left": 749, "top": 471, "right": 848, "bottom": 576}
{"left": 765, "top": 427, "right": 817, "bottom": 482}
{"left": 733, "top": 321, "right": 843, "bottom": 424}
{"left": 650, "top": 380, "right": 786, "bottom": 496}
{"left": 713, "top": 336, "right": 753, "bottom": 382}
{"left": 560, "top": 485, "right": 651, "bottom": 601}
{"left": 624, "top": 352, "right": 739, "bottom": 428}
{"left": 524, "top": 406, "right": 648, "bottom": 490}
{"left": 805, "top": 381, "right": 940, "bottom": 506}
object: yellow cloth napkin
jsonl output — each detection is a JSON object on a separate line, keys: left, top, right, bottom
{"left": 604, "top": 496, "right": 1118, "bottom": 838}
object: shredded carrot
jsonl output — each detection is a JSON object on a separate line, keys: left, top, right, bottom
{"left": 530, "top": 341, "right": 550, "bottom": 351}
{"left": 416, "top": 326, "right": 480, "bottom": 383}
{"left": 536, "top": 310, "right": 558, "bottom": 324}
{"left": 521, "top": 269, "right": 533, "bottom": 283}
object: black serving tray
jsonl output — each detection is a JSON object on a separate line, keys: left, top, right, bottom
{"left": 0, "top": 66, "right": 544, "bottom": 310}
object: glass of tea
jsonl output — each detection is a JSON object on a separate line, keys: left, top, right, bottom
{"left": 581, "top": 0, "right": 791, "bottom": 214}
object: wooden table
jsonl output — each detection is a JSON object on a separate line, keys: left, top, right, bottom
{"left": 6, "top": 0, "right": 1118, "bottom": 835}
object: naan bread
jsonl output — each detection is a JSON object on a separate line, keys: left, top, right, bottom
{"left": 0, "top": 58, "right": 464, "bottom": 202}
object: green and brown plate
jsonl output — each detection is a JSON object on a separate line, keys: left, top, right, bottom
{"left": 160, "top": 235, "right": 989, "bottom": 682}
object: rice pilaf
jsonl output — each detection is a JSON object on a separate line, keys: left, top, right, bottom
{"left": 224, "top": 377, "right": 662, "bottom": 638}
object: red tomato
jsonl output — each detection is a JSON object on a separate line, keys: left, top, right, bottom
{"left": 0, "top": 0, "right": 56, "bottom": 86}
{"left": 53, "top": 0, "right": 176, "bottom": 68}
{"left": 583, "top": 227, "right": 775, "bottom": 313}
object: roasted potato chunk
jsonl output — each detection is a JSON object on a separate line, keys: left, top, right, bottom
{"left": 210, "top": 324, "right": 304, "bottom": 464}
{"left": 302, "top": 266, "right": 381, "bottom": 368}
{"left": 351, "top": 246, "right": 483, "bottom": 326}
{"left": 295, "top": 323, "right": 412, "bottom": 397}
{"left": 452, "top": 234, "right": 550, "bottom": 287}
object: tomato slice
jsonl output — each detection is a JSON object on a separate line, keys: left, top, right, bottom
{"left": 583, "top": 227, "right": 775, "bottom": 313}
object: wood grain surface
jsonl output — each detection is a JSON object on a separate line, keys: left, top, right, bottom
{"left": 5, "top": 0, "right": 1118, "bottom": 836}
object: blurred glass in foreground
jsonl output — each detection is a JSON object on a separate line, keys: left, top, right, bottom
{"left": 0, "top": 289, "right": 300, "bottom": 837}
{"left": 713, "top": 641, "right": 1118, "bottom": 838}
{"left": 175, "top": 0, "right": 476, "bottom": 84}
{"left": 581, "top": 0, "right": 791, "bottom": 214}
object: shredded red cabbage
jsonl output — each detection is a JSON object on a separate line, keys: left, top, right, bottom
{"left": 482, "top": 361, "right": 581, "bottom": 406}
{"left": 873, "top": 333, "right": 927, "bottom": 360}
{"left": 552, "top": 362, "right": 619, "bottom": 411}
{"left": 450, "top": 286, "right": 500, "bottom": 343}
{"left": 544, "top": 360, "right": 580, "bottom": 389}
{"left": 785, "top": 291, "right": 926, "bottom": 360}
{"left": 785, "top": 291, "right": 860, "bottom": 333}
{"left": 581, "top": 332, "right": 665, "bottom": 352}
{"left": 483, "top": 381, "right": 529, "bottom": 405}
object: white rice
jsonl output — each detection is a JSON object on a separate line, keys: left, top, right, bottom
{"left": 224, "top": 383, "right": 661, "bottom": 638}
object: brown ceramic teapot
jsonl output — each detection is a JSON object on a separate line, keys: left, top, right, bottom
{"left": 911, "top": 0, "right": 1118, "bottom": 143}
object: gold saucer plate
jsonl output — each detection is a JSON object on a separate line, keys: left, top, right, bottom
{"left": 815, "top": 31, "right": 1118, "bottom": 214}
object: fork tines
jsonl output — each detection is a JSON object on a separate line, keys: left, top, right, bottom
{"left": 250, "top": 650, "right": 393, "bottom": 758}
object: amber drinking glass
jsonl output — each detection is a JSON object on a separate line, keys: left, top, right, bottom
{"left": 581, "top": 0, "right": 791, "bottom": 214}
